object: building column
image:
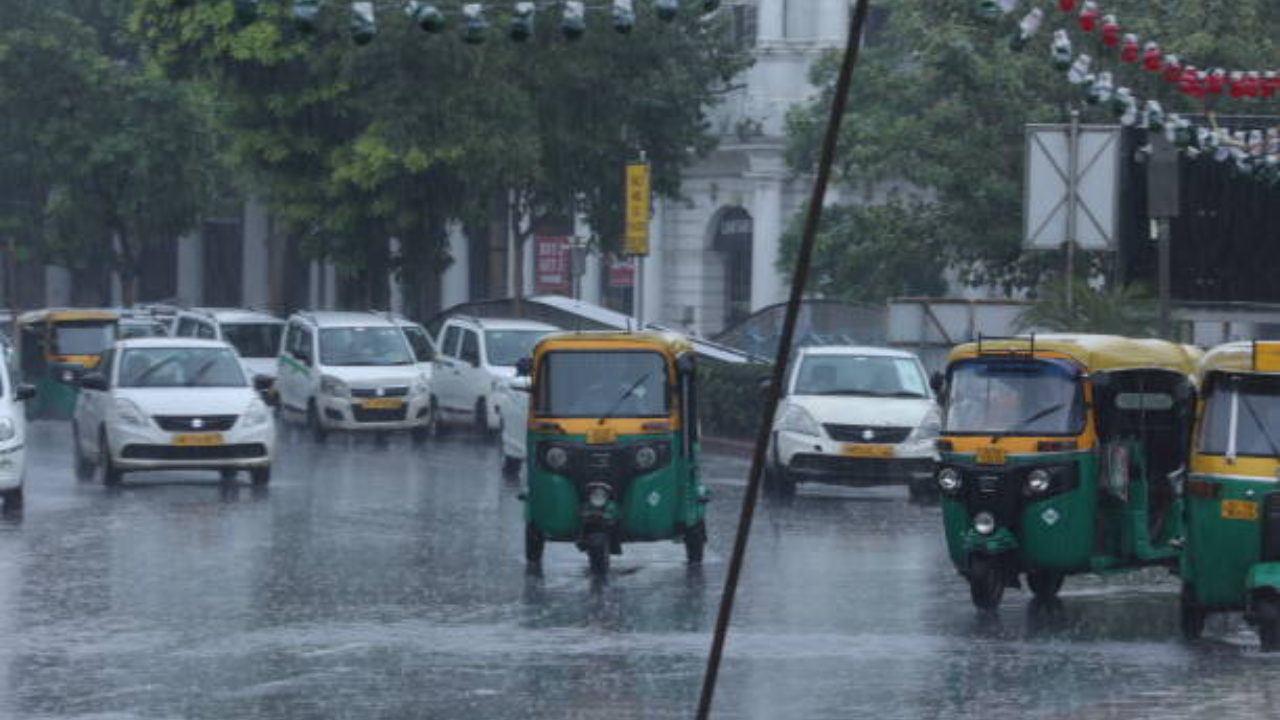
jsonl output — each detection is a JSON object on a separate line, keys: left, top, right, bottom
{"left": 750, "top": 177, "right": 785, "bottom": 312}
{"left": 758, "top": 0, "right": 784, "bottom": 42}
{"left": 176, "top": 231, "right": 204, "bottom": 306}
{"left": 441, "top": 223, "right": 470, "bottom": 309}
{"left": 242, "top": 198, "right": 270, "bottom": 310}
{"left": 323, "top": 263, "right": 337, "bottom": 309}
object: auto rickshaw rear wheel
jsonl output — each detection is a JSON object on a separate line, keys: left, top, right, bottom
{"left": 1026, "top": 570, "right": 1065, "bottom": 601}
{"left": 586, "top": 533, "right": 610, "bottom": 575}
{"left": 968, "top": 555, "right": 1006, "bottom": 610}
{"left": 1, "top": 487, "right": 22, "bottom": 511}
{"left": 524, "top": 524, "right": 545, "bottom": 565}
{"left": 1253, "top": 593, "right": 1280, "bottom": 652}
{"left": 1179, "top": 585, "right": 1206, "bottom": 641}
{"left": 684, "top": 522, "right": 707, "bottom": 565}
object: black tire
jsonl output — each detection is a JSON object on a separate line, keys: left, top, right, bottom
{"left": 503, "top": 455, "right": 523, "bottom": 477}
{"left": 1, "top": 486, "right": 23, "bottom": 511}
{"left": 525, "top": 523, "right": 545, "bottom": 565}
{"left": 475, "top": 398, "right": 490, "bottom": 436}
{"left": 250, "top": 467, "right": 271, "bottom": 487}
{"left": 586, "top": 533, "right": 610, "bottom": 575}
{"left": 1255, "top": 594, "right": 1280, "bottom": 652}
{"left": 308, "top": 402, "right": 327, "bottom": 444}
{"left": 73, "top": 424, "right": 95, "bottom": 481}
{"left": 1026, "top": 570, "right": 1065, "bottom": 601}
{"left": 1181, "top": 585, "right": 1206, "bottom": 641}
{"left": 100, "top": 430, "right": 123, "bottom": 487}
{"left": 411, "top": 407, "right": 435, "bottom": 444}
{"left": 968, "top": 554, "right": 1006, "bottom": 610}
{"left": 684, "top": 522, "right": 707, "bottom": 565}
{"left": 220, "top": 469, "right": 239, "bottom": 483}
{"left": 430, "top": 397, "right": 448, "bottom": 436}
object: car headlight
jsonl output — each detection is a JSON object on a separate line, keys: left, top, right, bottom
{"left": 586, "top": 484, "right": 611, "bottom": 509}
{"left": 243, "top": 399, "right": 271, "bottom": 428}
{"left": 634, "top": 445, "right": 658, "bottom": 471}
{"left": 0, "top": 418, "right": 14, "bottom": 442}
{"left": 412, "top": 376, "right": 430, "bottom": 396}
{"left": 114, "top": 399, "right": 148, "bottom": 428}
{"left": 545, "top": 446, "right": 569, "bottom": 471}
{"left": 1026, "top": 468, "right": 1052, "bottom": 495}
{"left": 320, "top": 375, "right": 349, "bottom": 398}
{"left": 778, "top": 404, "right": 822, "bottom": 437}
{"left": 973, "top": 511, "right": 996, "bottom": 536}
{"left": 938, "top": 467, "right": 962, "bottom": 493}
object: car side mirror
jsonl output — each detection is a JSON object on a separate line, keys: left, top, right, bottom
{"left": 929, "top": 371, "right": 945, "bottom": 396}
{"left": 79, "top": 372, "right": 108, "bottom": 392}
{"left": 15, "top": 383, "right": 36, "bottom": 402}
{"left": 515, "top": 357, "right": 533, "bottom": 377}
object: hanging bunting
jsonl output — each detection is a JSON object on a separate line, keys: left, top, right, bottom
{"left": 350, "top": 2, "right": 376, "bottom": 45}
{"left": 975, "top": 0, "right": 1018, "bottom": 22}
{"left": 408, "top": 1, "right": 446, "bottom": 33}
{"left": 1050, "top": 30, "right": 1072, "bottom": 70}
{"left": 293, "top": 0, "right": 321, "bottom": 33}
{"left": 462, "top": 3, "right": 488, "bottom": 44}
{"left": 1009, "top": 8, "right": 1043, "bottom": 52}
{"left": 613, "top": 0, "right": 635, "bottom": 34}
{"left": 1141, "top": 41, "right": 1161, "bottom": 72}
{"left": 656, "top": 0, "right": 679, "bottom": 22}
{"left": 1067, "top": 54, "right": 1092, "bottom": 84}
{"left": 1078, "top": 2, "right": 1099, "bottom": 33}
{"left": 510, "top": 2, "right": 534, "bottom": 41}
{"left": 1099, "top": 15, "right": 1120, "bottom": 47}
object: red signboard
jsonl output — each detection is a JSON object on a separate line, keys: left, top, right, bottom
{"left": 607, "top": 256, "right": 635, "bottom": 288}
{"left": 534, "top": 236, "right": 571, "bottom": 294}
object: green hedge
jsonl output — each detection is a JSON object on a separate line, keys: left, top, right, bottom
{"left": 698, "top": 360, "right": 772, "bottom": 440}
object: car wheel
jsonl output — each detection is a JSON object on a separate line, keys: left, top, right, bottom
{"left": 502, "top": 455, "right": 523, "bottom": 477}
{"left": 1, "top": 486, "right": 22, "bottom": 511}
{"left": 308, "top": 402, "right": 327, "bottom": 444}
{"left": 100, "top": 429, "right": 123, "bottom": 487}
{"left": 474, "top": 399, "right": 489, "bottom": 436}
{"left": 430, "top": 397, "right": 448, "bottom": 436}
{"left": 220, "top": 469, "right": 239, "bottom": 483}
{"left": 525, "top": 523, "right": 545, "bottom": 565}
{"left": 1181, "top": 585, "right": 1206, "bottom": 641}
{"left": 684, "top": 522, "right": 707, "bottom": 565}
{"left": 250, "top": 467, "right": 271, "bottom": 487}
{"left": 73, "top": 424, "right": 96, "bottom": 481}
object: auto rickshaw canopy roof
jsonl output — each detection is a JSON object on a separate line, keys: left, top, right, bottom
{"left": 948, "top": 334, "right": 1201, "bottom": 375}
{"left": 534, "top": 330, "right": 694, "bottom": 359}
{"left": 18, "top": 308, "right": 120, "bottom": 325}
{"left": 1198, "top": 341, "right": 1280, "bottom": 377}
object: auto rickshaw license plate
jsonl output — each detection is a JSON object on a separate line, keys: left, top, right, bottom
{"left": 172, "top": 433, "right": 224, "bottom": 447}
{"left": 1221, "top": 499, "right": 1259, "bottom": 521}
{"left": 587, "top": 427, "right": 617, "bottom": 445}
{"left": 976, "top": 447, "right": 1007, "bottom": 465}
{"left": 843, "top": 444, "right": 894, "bottom": 458}
{"left": 362, "top": 398, "right": 404, "bottom": 410}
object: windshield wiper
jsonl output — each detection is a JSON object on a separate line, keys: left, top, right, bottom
{"left": 992, "top": 403, "right": 1066, "bottom": 443}
{"left": 598, "top": 373, "right": 652, "bottom": 426}
{"left": 185, "top": 357, "right": 222, "bottom": 387}
{"left": 1239, "top": 394, "right": 1280, "bottom": 458}
{"left": 133, "top": 356, "right": 181, "bottom": 385}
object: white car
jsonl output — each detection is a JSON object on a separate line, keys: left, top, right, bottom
{"left": 276, "top": 311, "right": 432, "bottom": 442}
{"left": 767, "top": 346, "right": 940, "bottom": 500}
{"left": 380, "top": 312, "right": 437, "bottom": 386}
{"left": 0, "top": 361, "right": 35, "bottom": 509}
{"left": 71, "top": 338, "right": 276, "bottom": 486}
{"left": 432, "top": 316, "right": 556, "bottom": 434}
{"left": 171, "top": 308, "right": 286, "bottom": 381}
{"left": 496, "top": 374, "right": 531, "bottom": 475}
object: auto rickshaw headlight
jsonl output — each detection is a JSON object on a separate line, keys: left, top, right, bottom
{"left": 634, "top": 445, "right": 659, "bottom": 471}
{"left": 973, "top": 512, "right": 996, "bottom": 536}
{"left": 545, "top": 446, "right": 570, "bottom": 471}
{"left": 937, "top": 467, "right": 962, "bottom": 493}
{"left": 1026, "top": 468, "right": 1052, "bottom": 495}
{"left": 586, "top": 484, "right": 611, "bottom": 509}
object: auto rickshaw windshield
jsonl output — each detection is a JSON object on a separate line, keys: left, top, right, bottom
{"left": 1199, "top": 375, "right": 1280, "bottom": 458}
{"left": 53, "top": 322, "right": 115, "bottom": 355}
{"left": 536, "top": 350, "right": 669, "bottom": 418}
{"left": 944, "top": 359, "right": 1084, "bottom": 435}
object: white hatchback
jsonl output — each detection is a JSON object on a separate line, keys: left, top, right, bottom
{"left": 71, "top": 338, "right": 276, "bottom": 486}
{"left": 0, "top": 361, "right": 35, "bottom": 510}
{"left": 768, "top": 346, "right": 940, "bottom": 500}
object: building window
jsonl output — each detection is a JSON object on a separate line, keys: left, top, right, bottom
{"left": 712, "top": 207, "right": 754, "bottom": 329}
{"left": 726, "top": 3, "right": 757, "bottom": 49}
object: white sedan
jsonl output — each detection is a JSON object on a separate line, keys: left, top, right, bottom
{"left": 71, "top": 338, "right": 276, "bottom": 486}
{"left": 0, "top": 360, "right": 35, "bottom": 510}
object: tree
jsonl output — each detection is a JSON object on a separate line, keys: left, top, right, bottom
{"left": 785, "top": 0, "right": 1279, "bottom": 299}
{"left": 1016, "top": 277, "right": 1157, "bottom": 337}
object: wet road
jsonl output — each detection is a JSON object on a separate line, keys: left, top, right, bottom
{"left": 2, "top": 423, "right": 1279, "bottom": 720}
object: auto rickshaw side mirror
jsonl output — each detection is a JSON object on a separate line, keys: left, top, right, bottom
{"left": 79, "top": 372, "right": 108, "bottom": 392}
{"left": 929, "top": 371, "right": 945, "bottom": 398}
{"left": 515, "top": 357, "right": 533, "bottom": 377}
{"left": 252, "top": 375, "right": 277, "bottom": 405}
{"left": 15, "top": 383, "right": 36, "bottom": 402}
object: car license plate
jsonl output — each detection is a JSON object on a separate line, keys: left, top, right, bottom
{"left": 843, "top": 444, "right": 894, "bottom": 458}
{"left": 976, "top": 446, "right": 1007, "bottom": 465}
{"left": 172, "top": 433, "right": 224, "bottom": 447}
{"left": 587, "top": 427, "right": 617, "bottom": 445}
{"left": 1221, "top": 499, "right": 1259, "bottom": 521}
{"left": 362, "top": 398, "right": 404, "bottom": 410}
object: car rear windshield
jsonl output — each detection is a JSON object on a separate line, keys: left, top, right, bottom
{"left": 223, "top": 323, "right": 284, "bottom": 359}
{"left": 54, "top": 322, "right": 116, "bottom": 356}
{"left": 319, "top": 327, "right": 413, "bottom": 367}
{"left": 118, "top": 348, "right": 247, "bottom": 388}
{"left": 536, "top": 350, "right": 669, "bottom": 418}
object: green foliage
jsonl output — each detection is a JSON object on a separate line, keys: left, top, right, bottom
{"left": 698, "top": 360, "right": 770, "bottom": 440}
{"left": 786, "top": 0, "right": 1280, "bottom": 296}
{"left": 1016, "top": 278, "right": 1157, "bottom": 337}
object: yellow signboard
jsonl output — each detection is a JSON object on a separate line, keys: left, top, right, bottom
{"left": 625, "top": 162, "right": 650, "bottom": 256}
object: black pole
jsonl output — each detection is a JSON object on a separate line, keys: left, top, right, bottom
{"left": 693, "top": 3, "right": 872, "bottom": 719}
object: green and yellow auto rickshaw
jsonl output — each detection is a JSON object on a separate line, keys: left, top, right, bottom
{"left": 1179, "top": 341, "right": 1280, "bottom": 649}
{"left": 519, "top": 331, "right": 708, "bottom": 574}
{"left": 18, "top": 309, "right": 120, "bottom": 420}
{"left": 936, "top": 334, "right": 1200, "bottom": 609}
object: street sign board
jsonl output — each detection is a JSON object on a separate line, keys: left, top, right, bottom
{"left": 624, "top": 162, "right": 650, "bottom": 256}
{"left": 1023, "top": 124, "right": 1120, "bottom": 251}
{"left": 534, "top": 236, "right": 571, "bottom": 294}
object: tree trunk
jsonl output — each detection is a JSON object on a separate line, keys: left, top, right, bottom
{"left": 116, "top": 230, "right": 137, "bottom": 308}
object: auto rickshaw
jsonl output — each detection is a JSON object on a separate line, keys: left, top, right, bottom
{"left": 519, "top": 331, "right": 708, "bottom": 573}
{"left": 17, "top": 309, "right": 119, "bottom": 420}
{"left": 936, "top": 334, "right": 1199, "bottom": 609}
{"left": 1179, "top": 341, "right": 1280, "bottom": 650}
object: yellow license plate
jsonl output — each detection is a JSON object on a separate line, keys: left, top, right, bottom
{"left": 976, "top": 446, "right": 1007, "bottom": 465}
{"left": 362, "top": 398, "right": 404, "bottom": 410}
{"left": 587, "top": 427, "right": 617, "bottom": 445}
{"left": 172, "top": 433, "right": 224, "bottom": 447}
{"left": 1221, "top": 499, "right": 1259, "bottom": 521}
{"left": 843, "top": 444, "right": 894, "bottom": 459}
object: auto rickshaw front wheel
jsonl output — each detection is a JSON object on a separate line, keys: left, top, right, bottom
{"left": 1026, "top": 570, "right": 1065, "bottom": 601}
{"left": 1179, "top": 585, "right": 1206, "bottom": 641}
{"left": 968, "top": 555, "right": 1006, "bottom": 610}
{"left": 684, "top": 523, "right": 707, "bottom": 565}
{"left": 524, "top": 524, "right": 545, "bottom": 565}
{"left": 1253, "top": 593, "right": 1280, "bottom": 652}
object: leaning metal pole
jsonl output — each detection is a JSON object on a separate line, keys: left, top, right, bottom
{"left": 694, "top": 3, "right": 872, "bottom": 719}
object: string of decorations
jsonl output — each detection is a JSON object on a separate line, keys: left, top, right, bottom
{"left": 223, "top": 0, "right": 724, "bottom": 44}
{"left": 974, "top": 0, "right": 1280, "bottom": 190}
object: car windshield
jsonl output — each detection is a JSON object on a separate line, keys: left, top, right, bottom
{"left": 118, "top": 347, "right": 247, "bottom": 388}
{"left": 486, "top": 329, "right": 551, "bottom": 367}
{"left": 402, "top": 326, "right": 435, "bottom": 363}
{"left": 536, "top": 351, "right": 669, "bottom": 418}
{"left": 223, "top": 322, "right": 284, "bottom": 359}
{"left": 792, "top": 354, "right": 928, "bottom": 397}
{"left": 944, "top": 360, "right": 1084, "bottom": 435}
{"left": 54, "top": 322, "right": 116, "bottom": 355}
{"left": 117, "top": 321, "right": 167, "bottom": 339}
{"left": 319, "top": 327, "right": 413, "bottom": 367}
{"left": 1199, "top": 375, "right": 1280, "bottom": 458}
